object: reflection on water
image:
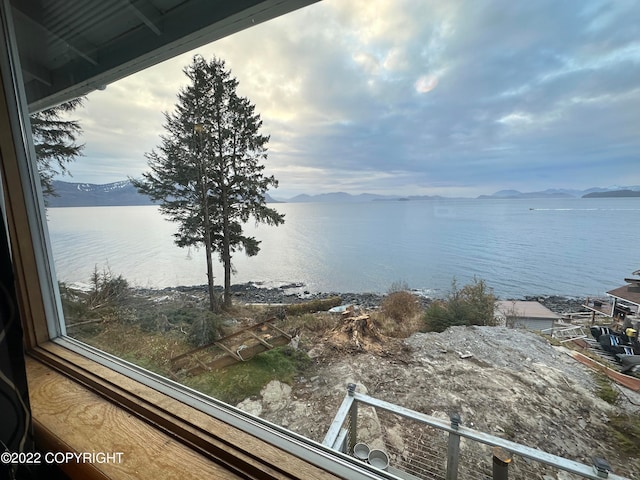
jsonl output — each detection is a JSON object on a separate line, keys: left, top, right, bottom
{"left": 46, "top": 198, "right": 640, "bottom": 298}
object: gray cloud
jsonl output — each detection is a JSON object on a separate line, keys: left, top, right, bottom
{"left": 58, "top": 0, "right": 640, "bottom": 196}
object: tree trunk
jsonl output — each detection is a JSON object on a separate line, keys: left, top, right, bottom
{"left": 215, "top": 104, "right": 233, "bottom": 310}
{"left": 327, "top": 314, "right": 382, "bottom": 352}
{"left": 223, "top": 247, "right": 231, "bottom": 308}
{"left": 222, "top": 185, "right": 232, "bottom": 309}
{"left": 200, "top": 158, "right": 218, "bottom": 313}
{"left": 204, "top": 240, "right": 218, "bottom": 313}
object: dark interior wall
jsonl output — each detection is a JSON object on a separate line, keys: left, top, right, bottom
{"left": 0, "top": 206, "right": 33, "bottom": 479}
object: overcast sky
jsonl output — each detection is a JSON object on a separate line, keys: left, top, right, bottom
{"left": 59, "top": 0, "right": 640, "bottom": 198}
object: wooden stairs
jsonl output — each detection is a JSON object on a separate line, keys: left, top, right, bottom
{"left": 169, "top": 317, "right": 292, "bottom": 377}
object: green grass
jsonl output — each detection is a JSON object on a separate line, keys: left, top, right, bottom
{"left": 181, "top": 347, "right": 311, "bottom": 405}
{"left": 118, "top": 351, "right": 167, "bottom": 375}
{"left": 593, "top": 373, "right": 618, "bottom": 404}
{"left": 609, "top": 414, "right": 640, "bottom": 457}
{"left": 62, "top": 282, "right": 315, "bottom": 405}
{"left": 608, "top": 413, "right": 640, "bottom": 473}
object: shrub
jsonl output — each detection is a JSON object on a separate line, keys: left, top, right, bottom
{"left": 59, "top": 274, "right": 134, "bottom": 328}
{"left": 456, "top": 278, "right": 496, "bottom": 326}
{"left": 372, "top": 310, "right": 423, "bottom": 338}
{"left": 381, "top": 290, "right": 421, "bottom": 323}
{"left": 88, "top": 265, "right": 128, "bottom": 309}
{"left": 423, "top": 300, "right": 456, "bottom": 333}
{"left": 188, "top": 311, "right": 223, "bottom": 346}
{"left": 59, "top": 282, "right": 92, "bottom": 320}
{"left": 423, "top": 278, "right": 496, "bottom": 332}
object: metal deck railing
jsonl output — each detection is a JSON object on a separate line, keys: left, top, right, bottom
{"left": 323, "top": 384, "right": 629, "bottom": 480}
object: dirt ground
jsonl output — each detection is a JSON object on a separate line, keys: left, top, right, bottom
{"left": 73, "top": 285, "right": 638, "bottom": 478}
{"left": 236, "top": 321, "right": 640, "bottom": 479}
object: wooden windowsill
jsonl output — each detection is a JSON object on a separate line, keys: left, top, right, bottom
{"left": 26, "top": 342, "right": 342, "bottom": 480}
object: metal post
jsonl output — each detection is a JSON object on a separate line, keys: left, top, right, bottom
{"left": 322, "top": 387, "right": 355, "bottom": 448}
{"left": 347, "top": 383, "right": 358, "bottom": 455}
{"left": 446, "top": 413, "right": 461, "bottom": 480}
{"left": 492, "top": 447, "right": 512, "bottom": 480}
{"left": 592, "top": 457, "right": 611, "bottom": 478}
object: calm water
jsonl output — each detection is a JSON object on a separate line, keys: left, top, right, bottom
{"left": 46, "top": 198, "right": 640, "bottom": 298}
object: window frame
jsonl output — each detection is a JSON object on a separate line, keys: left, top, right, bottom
{"left": 0, "top": 2, "right": 396, "bottom": 479}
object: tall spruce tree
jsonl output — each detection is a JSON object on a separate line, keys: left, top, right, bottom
{"left": 133, "top": 55, "right": 284, "bottom": 311}
{"left": 30, "top": 98, "right": 84, "bottom": 197}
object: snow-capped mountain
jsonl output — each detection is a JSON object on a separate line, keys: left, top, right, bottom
{"left": 48, "top": 180, "right": 155, "bottom": 207}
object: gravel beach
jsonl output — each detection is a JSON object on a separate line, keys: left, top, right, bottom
{"left": 145, "top": 282, "right": 590, "bottom": 314}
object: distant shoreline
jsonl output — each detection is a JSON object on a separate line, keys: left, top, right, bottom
{"left": 582, "top": 189, "right": 640, "bottom": 198}
{"left": 49, "top": 179, "right": 640, "bottom": 207}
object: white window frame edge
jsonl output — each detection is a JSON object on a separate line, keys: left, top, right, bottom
{"left": 0, "top": 0, "right": 65, "bottom": 339}
{"left": 1, "top": 2, "right": 397, "bottom": 478}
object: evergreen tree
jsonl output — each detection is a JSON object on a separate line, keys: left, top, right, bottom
{"left": 133, "top": 55, "right": 284, "bottom": 311}
{"left": 30, "top": 98, "right": 84, "bottom": 197}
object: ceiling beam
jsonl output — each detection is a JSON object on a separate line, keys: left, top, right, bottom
{"left": 19, "top": 56, "right": 52, "bottom": 87}
{"left": 11, "top": 6, "right": 98, "bottom": 66}
{"left": 121, "top": 0, "right": 163, "bottom": 36}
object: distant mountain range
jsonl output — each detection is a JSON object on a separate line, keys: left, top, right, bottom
{"left": 478, "top": 187, "right": 640, "bottom": 199}
{"left": 47, "top": 180, "right": 155, "bottom": 207}
{"left": 46, "top": 180, "right": 640, "bottom": 207}
{"left": 47, "top": 180, "right": 280, "bottom": 207}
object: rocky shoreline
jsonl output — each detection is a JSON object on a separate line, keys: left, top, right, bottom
{"left": 141, "top": 282, "right": 589, "bottom": 314}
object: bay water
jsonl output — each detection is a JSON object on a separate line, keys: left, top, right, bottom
{"left": 46, "top": 197, "right": 640, "bottom": 299}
